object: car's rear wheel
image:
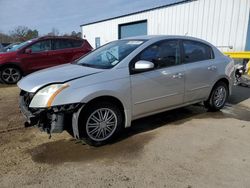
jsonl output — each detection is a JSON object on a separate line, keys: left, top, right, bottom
{"left": 0, "top": 66, "right": 22, "bottom": 84}
{"left": 78, "top": 101, "right": 123, "bottom": 146}
{"left": 204, "top": 81, "right": 228, "bottom": 111}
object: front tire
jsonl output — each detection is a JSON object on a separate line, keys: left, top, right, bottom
{"left": 0, "top": 66, "right": 22, "bottom": 84}
{"left": 204, "top": 81, "right": 229, "bottom": 111}
{"left": 78, "top": 101, "right": 123, "bottom": 146}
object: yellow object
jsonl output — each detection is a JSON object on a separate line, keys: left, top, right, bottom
{"left": 247, "top": 60, "right": 250, "bottom": 76}
{"left": 223, "top": 51, "right": 250, "bottom": 76}
{"left": 224, "top": 51, "right": 250, "bottom": 59}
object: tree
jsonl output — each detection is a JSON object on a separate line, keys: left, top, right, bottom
{"left": 0, "top": 32, "right": 14, "bottom": 43}
{"left": 62, "top": 31, "right": 82, "bottom": 38}
{"left": 10, "top": 26, "right": 39, "bottom": 42}
{"left": 76, "top": 32, "right": 82, "bottom": 38}
{"left": 71, "top": 31, "right": 82, "bottom": 38}
{"left": 71, "top": 31, "right": 77, "bottom": 36}
{"left": 26, "top": 29, "right": 38, "bottom": 39}
{"left": 10, "top": 26, "right": 29, "bottom": 42}
{"left": 47, "top": 28, "right": 59, "bottom": 36}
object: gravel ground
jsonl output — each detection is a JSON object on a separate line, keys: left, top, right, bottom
{"left": 0, "top": 84, "right": 249, "bottom": 188}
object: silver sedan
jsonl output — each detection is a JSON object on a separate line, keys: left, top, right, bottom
{"left": 18, "top": 35, "right": 235, "bottom": 146}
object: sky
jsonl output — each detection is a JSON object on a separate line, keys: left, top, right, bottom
{"left": 0, "top": 0, "right": 179, "bottom": 35}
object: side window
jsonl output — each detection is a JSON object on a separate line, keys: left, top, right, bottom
{"left": 54, "top": 39, "right": 73, "bottom": 50}
{"left": 30, "top": 40, "right": 51, "bottom": 52}
{"left": 137, "top": 40, "right": 180, "bottom": 68}
{"left": 71, "top": 40, "right": 83, "bottom": 48}
{"left": 183, "top": 40, "right": 213, "bottom": 63}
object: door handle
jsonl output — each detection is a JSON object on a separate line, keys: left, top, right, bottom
{"left": 208, "top": 65, "right": 217, "bottom": 71}
{"left": 172, "top": 73, "right": 183, "bottom": 79}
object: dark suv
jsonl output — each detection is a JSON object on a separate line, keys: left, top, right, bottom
{"left": 0, "top": 36, "right": 92, "bottom": 84}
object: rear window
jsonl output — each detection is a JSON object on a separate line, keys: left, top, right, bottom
{"left": 54, "top": 39, "right": 72, "bottom": 50}
{"left": 183, "top": 40, "right": 213, "bottom": 63}
{"left": 53, "top": 39, "right": 83, "bottom": 50}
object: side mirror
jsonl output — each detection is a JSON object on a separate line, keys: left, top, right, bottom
{"left": 25, "top": 48, "right": 32, "bottom": 54}
{"left": 133, "top": 60, "right": 154, "bottom": 72}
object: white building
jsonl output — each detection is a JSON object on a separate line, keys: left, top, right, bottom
{"left": 81, "top": 0, "right": 250, "bottom": 52}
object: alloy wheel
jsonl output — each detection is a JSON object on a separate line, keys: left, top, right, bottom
{"left": 86, "top": 108, "right": 118, "bottom": 142}
{"left": 213, "top": 86, "right": 227, "bottom": 108}
{"left": 1, "top": 67, "right": 21, "bottom": 84}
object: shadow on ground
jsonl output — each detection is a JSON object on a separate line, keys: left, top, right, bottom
{"left": 4, "top": 83, "right": 242, "bottom": 165}
{"left": 0, "top": 83, "right": 16, "bottom": 88}
{"left": 29, "top": 105, "right": 209, "bottom": 165}
{"left": 229, "top": 85, "right": 250, "bottom": 104}
{"left": 29, "top": 100, "right": 250, "bottom": 165}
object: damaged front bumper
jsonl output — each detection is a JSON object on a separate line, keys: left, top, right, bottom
{"left": 19, "top": 90, "right": 82, "bottom": 134}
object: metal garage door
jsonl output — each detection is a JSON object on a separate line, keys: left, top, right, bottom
{"left": 118, "top": 20, "right": 147, "bottom": 39}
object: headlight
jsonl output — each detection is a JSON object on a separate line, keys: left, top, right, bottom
{"left": 29, "top": 83, "right": 69, "bottom": 108}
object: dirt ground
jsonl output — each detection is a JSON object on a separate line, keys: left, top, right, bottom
{"left": 0, "top": 84, "right": 250, "bottom": 188}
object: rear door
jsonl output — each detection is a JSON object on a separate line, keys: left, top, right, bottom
{"left": 50, "top": 39, "right": 75, "bottom": 65}
{"left": 70, "top": 39, "right": 87, "bottom": 60}
{"left": 181, "top": 40, "right": 217, "bottom": 103}
{"left": 130, "top": 39, "right": 185, "bottom": 118}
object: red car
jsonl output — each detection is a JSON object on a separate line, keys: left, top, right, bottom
{"left": 0, "top": 36, "right": 92, "bottom": 84}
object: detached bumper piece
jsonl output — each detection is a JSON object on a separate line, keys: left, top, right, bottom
{"left": 19, "top": 91, "right": 38, "bottom": 126}
{"left": 19, "top": 90, "right": 81, "bottom": 134}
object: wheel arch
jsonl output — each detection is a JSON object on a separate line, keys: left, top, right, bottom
{"left": 83, "top": 95, "right": 125, "bottom": 119}
{"left": 0, "top": 62, "right": 23, "bottom": 74}
{"left": 71, "top": 94, "right": 131, "bottom": 140}
{"left": 207, "top": 77, "right": 230, "bottom": 101}
{"left": 213, "top": 77, "right": 230, "bottom": 92}
{"left": 75, "top": 93, "right": 131, "bottom": 131}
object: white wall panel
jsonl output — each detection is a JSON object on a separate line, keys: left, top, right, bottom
{"left": 82, "top": 0, "right": 250, "bottom": 51}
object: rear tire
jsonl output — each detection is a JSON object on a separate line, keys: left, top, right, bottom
{"left": 78, "top": 101, "right": 123, "bottom": 146}
{"left": 0, "top": 66, "right": 22, "bottom": 84}
{"left": 204, "top": 81, "right": 229, "bottom": 111}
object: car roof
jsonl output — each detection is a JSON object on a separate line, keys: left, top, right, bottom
{"left": 123, "top": 35, "right": 212, "bottom": 46}
{"left": 37, "top": 36, "right": 84, "bottom": 41}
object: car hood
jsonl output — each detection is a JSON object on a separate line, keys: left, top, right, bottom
{"left": 0, "top": 51, "right": 17, "bottom": 61}
{"left": 17, "top": 63, "right": 103, "bottom": 92}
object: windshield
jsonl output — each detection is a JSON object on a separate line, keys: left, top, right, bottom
{"left": 3, "top": 43, "right": 19, "bottom": 52}
{"left": 8, "top": 40, "right": 33, "bottom": 52}
{"left": 76, "top": 40, "right": 146, "bottom": 69}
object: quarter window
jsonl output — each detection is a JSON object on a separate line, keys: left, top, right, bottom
{"left": 136, "top": 40, "right": 180, "bottom": 69}
{"left": 183, "top": 40, "right": 213, "bottom": 63}
{"left": 71, "top": 40, "right": 83, "bottom": 48}
{"left": 30, "top": 40, "right": 51, "bottom": 52}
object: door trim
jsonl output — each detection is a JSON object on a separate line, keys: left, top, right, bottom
{"left": 132, "top": 98, "right": 205, "bottom": 120}
{"left": 135, "top": 92, "right": 179, "bottom": 105}
{"left": 186, "top": 84, "right": 210, "bottom": 92}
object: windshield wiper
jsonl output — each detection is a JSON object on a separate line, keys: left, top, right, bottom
{"left": 79, "top": 63, "right": 112, "bottom": 69}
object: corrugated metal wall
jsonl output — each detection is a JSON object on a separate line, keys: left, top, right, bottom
{"left": 81, "top": 0, "right": 250, "bottom": 51}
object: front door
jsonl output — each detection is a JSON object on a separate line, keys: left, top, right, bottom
{"left": 21, "top": 39, "right": 52, "bottom": 73}
{"left": 130, "top": 40, "right": 185, "bottom": 118}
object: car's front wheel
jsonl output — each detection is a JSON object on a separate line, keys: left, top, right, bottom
{"left": 0, "top": 66, "right": 22, "bottom": 84}
{"left": 78, "top": 101, "right": 123, "bottom": 146}
{"left": 204, "top": 81, "right": 229, "bottom": 111}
